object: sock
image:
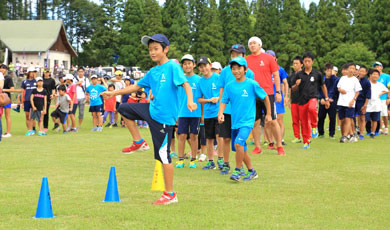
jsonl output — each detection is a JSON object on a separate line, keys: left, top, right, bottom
{"left": 168, "top": 191, "right": 175, "bottom": 196}
{"left": 135, "top": 139, "right": 144, "bottom": 144}
{"left": 235, "top": 168, "right": 240, "bottom": 172}
{"left": 248, "top": 168, "right": 254, "bottom": 172}
{"left": 224, "top": 162, "right": 230, "bottom": 167}
{"left": 218, "top": 157, "right": 223, "bottom": 161}
{"left": 33, "top": 127, "right": 36, "bottom": 131}
{"left": 191, "top": 158, "right": 196, "bottom": 162}
{"left": 209, "top": 160, "right": 214, "bottom": 162}
{"left": 179, "top": 157, "right": 184, "bottom": 161}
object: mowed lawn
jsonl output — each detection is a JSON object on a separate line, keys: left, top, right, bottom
{"left": 0, "top": 107, "right": 389, "bottom": 229}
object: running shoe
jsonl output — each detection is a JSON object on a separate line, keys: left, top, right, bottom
{"left": 375, "top": 132, "right": 380, "bottom": 136}
{"left": 63, "top": 131, "right": 67, "bottom": 134}
{"left": 2, "top": 133, "right": 12, "bottom": 138}
{"left": 12, "top": 107, "right": 20, "bottom": 113}
{"left": 70, "top": 128, "right": 78, "bottom": 132}
{"left": 175, "top": 160, "right": 185, "bottom": 168}
{"left": 96, "top": 127, "right": 102, "bottom": 132}
{"left": 32, "top": 130, "right": 36, "bottom": 135}
{"left": 220, "top": 165, "right": 230, "bottom": 175}
{"left": 267, "top": 143, "right": 275, "bottom": 150}
{"left": 240, "top": 166, "right": 246, "bottom": 176}
{"left": 91, "top": 127, "right": 97, "bottom": 132}
{"left": 291, "top": 138, "right": 302, "bottom": 143}
{"left": 251, "top": 147, "right": 262, "bottom": 154}
{"left": 217, "top": 159, "right": 224, "bottom": 170}
{"left": 301, "top": 143, "right": 310, "bottom": 149}
{"left": 365, "top": 132, "right": 371, "bottom": 137}
{"left": 199, "top": 153, "right": 207, "bottom": 162}
{"left": 105, "top": 123, "right": 111, "bottom": 127}
{"left": 277, "top": 146, "right": 285, "bottom": 155}
{"left": 359, "top": 135, "right": 365, "bottom": 140}
{"left": 189, "top": 161, "right": 197, "bottom": 168}
{"left": 25, "top": 130, "right": 33, "bottom": 136}
{"left": 122, "top": 140, "right": 150, "bottom": 154}
{"left": 170, "top": 152, "right": 178, "bottom": 158}
{"left": 152, "top": 191, "right": 178, "bottom": 205}
{"left": 263, "top": 141, "right": 269, "bottom": 147}
{"left": 202, "top": 161, "right": 216, "bottom": 170}
{"left": 230, "top": 170, "right": 241, "bottom": 182}
{"left": 243, "top": 170, "right": 258, "bottom": 181}
{"left": 113, "top": 123, "right": 118, "bottom": 127}
{"left": 370, "top": 133, "right": 375, "bottom": 139}
{"left": 312, "top": 128, "right": 318, "bottom": 138}
{"left": 52, "top": 123, "right": 59, "bottom": 130}
{"left": 384, "top": 128, "right": 388, "bottom": 135}
{"left": 339, "top": 136, "right": 348, "bottom": 143}
{"left": 281, "top": 140, "right": 288, "bottom": 146}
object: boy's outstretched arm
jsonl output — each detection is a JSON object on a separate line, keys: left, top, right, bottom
{"left": 182, "top": 82, "right": 197, "bottom": 112}
{"left": 101, "top": 84, "right": 141, "bottom": 99}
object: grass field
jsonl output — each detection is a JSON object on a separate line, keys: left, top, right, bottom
{"left": 1, "top": 107, "right": 389, "bottom": 229}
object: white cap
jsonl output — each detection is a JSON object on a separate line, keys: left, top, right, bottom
{"left": 180, "top": 54, "right": 195, "bottom": 63}
{"left": 36, "top": 77, "right": 43, "bottom": 81}
{"left": 333, "top": 66, "right": 338, "bottom": 72}
{"left": 211, "top": 62, "right": 222, "bottom": 70}
{"left": 90, "top": 74, "right": 98, "bottom": 79}
{"left": 64, "top": 74, "right": 74, "bottom": 81}
{"left": 248, "top": 36, "right": 262, "bottom": 47}
{"left": 27, "top": 66, "right": 37, "bottom": 73}
{"left": 356, "top": 65, "right": 360, "bottom": 70}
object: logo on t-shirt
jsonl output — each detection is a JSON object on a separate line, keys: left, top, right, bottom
{"left": 191, "top": 82, "right": 197, "bottom": 90}
{"left": 90, "top": 88, "right": 99, "bottom": 100}
{"left": 161, "top": 74, "right": 166, "bottom": 82}
{"left": 310, "top": 76, "right": 314, "bottom": 82}
{"left": 260, "top": 61, "right": 265, "bottom": 67}
{"left": 212, "top": 83, "right": 217, "bottom": 90}
{"left": 242, "top": 89, "right": 249, "bottom": 97}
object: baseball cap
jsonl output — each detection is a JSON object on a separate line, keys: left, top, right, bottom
{"left": 197, "top": 57, "right": 211, "bottom": 66}
{"left": 356, "top": 65, "right": 360, "bottom": 70}
{"left": 229, "top": 56, "right": 247, "bottom": 68}
{"left": 211, "top": 62, "right": 222, "bottom": 70}
{"left": 43, "top": 68, "right": 50, "bottom": 73}
{"left": 114, "top": 70, "right": 123, "bottom": 76}
{"left": 373, "top": 61, "right": 383, "bottom": 67}
{"left": 27, "top": 66, "right": 37, "bottom": 73}
{"left": 0, "top": 64, "right": 9, "bottom": 69}
{"left": 36, "top": 77, "right": 43, "bottom": 81}
{"left": 266, "top": 50, "right": 276, "bottom": 57}
{"left": 180, "top": 54, "right": 195, "bottom": 63}
{"left": 64, "top": 74, "right": 74, "bottom": 81}
{"left": 141, "top": 34, "right": 170, "bottom": 46}
{"left": 230, "top": 44, "right": 246, "bottom": 54}
{"left": 90, "top": 74, "right": 98, "bottom": 79}
{"left": 333, "top": 66, "right": 338, "bottom": 72}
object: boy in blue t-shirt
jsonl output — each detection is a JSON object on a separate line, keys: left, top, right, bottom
{"left": 175, "top": 54, "right": 202, "bottom": 169}
{"left": 86, "top": 75, "right": 107, "bottom": 132}
{"left": 219, "top": 56, "right": 271, "bottom": 182}
{"left": 197, "top": 56, "right": 221, "bottom": 170}
{"left": 218, "top": 44, "right": 255, "bottom": 175}
{"left": 101, "top": 34, "right": 197, "bottom": 205}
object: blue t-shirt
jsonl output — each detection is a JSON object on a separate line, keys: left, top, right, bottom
{"left": 378, "top": 73, "right": 390, "bottom": 100}
{"left": 319, "top": 75, "right": 340, "bottom": 100}
{"left": 86, "top": 84, "right": 107, "bottom": 106}
{"left": 221, "top": 78, "right": 267, "bottom": 129}
{"left": 21, "top": 79, "right": 37, "bottom": 101}
{"left": 122, "top": 93, "right": 130, "bottom": 103}
{"left": 218, "top": 66, "right": 254, "bottom": 115}
{"left": 137, "top": 60, "right": 187, "bottom": 125}
{"left": 198, "top": 72, "right": 220, "bottom": 119}
{"left": 273, "top": 65, "right": 288, "bottom": 98}
{"left": 178, "top": 74, "right": 202, "bottom": 118}
{"left": 356, "top": 76, "right": 371, "bottom": 102}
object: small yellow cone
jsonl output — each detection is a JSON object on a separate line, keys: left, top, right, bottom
{"left": 151, "top": 160, "right": 165, "bottom": 191}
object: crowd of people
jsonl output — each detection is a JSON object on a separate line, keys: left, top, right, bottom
{"left": 1, "top": 33, "right": 389, "bottom": 205}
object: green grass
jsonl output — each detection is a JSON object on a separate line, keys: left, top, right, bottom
{"left": 1, "top": 108, "right": 389, "bottom": 229}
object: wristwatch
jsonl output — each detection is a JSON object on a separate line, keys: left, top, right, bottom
{"left": 276, "top": 90, "right": 281, "bottom": 94}
{"left": 325, "top": 97, "right": 329, "bottom": 101}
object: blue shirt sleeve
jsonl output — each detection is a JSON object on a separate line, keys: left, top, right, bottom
{"left": 365, "top": 79, "right": 371, "bottom": 99}
{"left": 221, "top": 85, "right": 230, "bottom": 104}
{"left": 21, "top": 80, "right": 26, "bottom": 89}
{"left": 218, "top": 68, "right": 227, "bottom": 88}
{"left": 137, "top": 71, "right": 151, "bottom": 88}
{"left": 254, "top": 81, "right": 267, "bottom": 100}
{"left": 172, "top": 62, "right": 187, "bottom": 87}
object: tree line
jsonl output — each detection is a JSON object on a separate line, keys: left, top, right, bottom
{"left": 1, "top": 0, "right": 389, "bottom": 73}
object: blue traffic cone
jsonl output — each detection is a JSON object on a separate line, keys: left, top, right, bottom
{"left": 103, "top": 166, "right": 120, "bottom": 202}
{"left": 34, "top": 177, "right": 54, "bottom": 218}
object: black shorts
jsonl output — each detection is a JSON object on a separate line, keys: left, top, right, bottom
{"left": 51, "top": 109, "right": 68, "bottom": 124}
{"left": 219, "top": 114, "right": 231, "bottom": 138}
{"left": 198, "top": 124, "right": 206, "bottom": 148}
{"left": 118, "top": 103, "right": 173, "bottom": 164}
{"left": 89, "top": 105, "right": 103, "bottom": 113}
{"left": 70, "top": 104, "right": 78, "bottom": 115}
{"left": 204, "top": 117, "right": 219, "bottom": 139}
{"left": 116, "top": 102, "right": 120, "bottom": 110}
{"left": 177, "top": 117, "right": 200, "bottom": 135}
{"left": 24, "top": 101, "right": 32, "bottom": 112}
{"left": 255, "top": 94, "right": 277, "bottom": 121}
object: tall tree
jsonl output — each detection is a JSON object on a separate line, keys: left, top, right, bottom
{"left": 348, "top": 0, "right": 372, "bottom": 46}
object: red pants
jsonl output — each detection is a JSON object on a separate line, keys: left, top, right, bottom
{"left": 299, "top": 98, "right": 318, "bottom": 144}
{"left": 291, "top": 103, "right": 300, "bottom": 139}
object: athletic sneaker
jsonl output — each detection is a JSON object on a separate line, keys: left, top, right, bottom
{"left": 230, "top": 170, "right": 241, "bottom": 182}
{"left": 251, "top": 147, "right": 262, "bottom": 154}
{"left": 38, "top": 132, "right": 47, "bottom": 136}
{"left": 96, "top": 127, "right": 102, "bottom": 132}
{"left": 25, "top": 130, "right": 33, "bottom": 136}
{"left": 220, "top": 165, "right": 230, "bottom": 175}
{"left": 189, "top": 161, "right": 197, "bottom": 168}
{"left": 202, "top": 161, "right": 216, "bottom": 170}
{"left": 277, "top": 146, "right": 285, "bottom": 155}
{"left": 91, "top": 127, "right": 97, "bottom": 132}
{"left": 175, "top": 160, "right": 185, "bottom": 168}
{"left": 359, "top": 135, "right": 365, "bottom": 140}
{"left": 105, "top": 123, "right": 111, "bottom": 127}
{"left": 63, "top": 131, "right": 68, "bottom": 134}
{"left": 122, "top": 140, "right": 150, "bottom": 154}
{"left": 199, "top": 153, "right": 207, "bottom": 162}
{"left": 375, "top": 132, "right": 380, "bottom": 136}
{"left": 2, "top": 133, "right": 12, "bottom": 138}
{"left": 152, "top": 191, "right": 178, "bottom": 205}
{"left": 312, "top": 128, "right": 318, "bottom": 138}
{"left": 170, "top": 152, "right": 178, "bottom": 158}
{"left": 32, "top": 130, "right": 36, "bottom": 135}
{"left": 70, "top": 128, "right": 78, "bottom": 132}
{"left": 301, "top": 143, "right": 310, "bottom": 149}
{"left": 384, "top": 128, "right": 389, "bottom": 135}
{"left": 217, "top": 159, "right": 224, "bottom": 169}
{"left": 243, "top": 170, "right": 258, "bottom": 181}
{"left": 281, "top": 140, "right": 287, "bottom": 146}
{"left": 12, "top": 107, "right": 20, "bottom": 113}
{"left": 263, "top": 141, "right": 269, "bottom": 147}
{"left": 339, "top": 136, "right": 348, "bottom": 143}
{"left": 370, "top": 133, "right": 375, "bottom": 139}
{"left": 113, "top": 123, "right": 118, "bottom": 127}
{"left": 267, "top": 143, "right": 275, "bottom": 150}
{"left": 291, "top": 138, "right": 301, "bottom": 143}
{"left": 240, "top": 166, "right": 246, "bottom": 176}
{"left": 52, "top": 123, "right": 59, "bottom": 130}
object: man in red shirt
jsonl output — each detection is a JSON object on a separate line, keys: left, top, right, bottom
{"left": 246, "top": 36, "right": 285, "bottom": 155}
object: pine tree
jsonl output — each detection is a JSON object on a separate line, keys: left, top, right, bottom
{"left": 119, "top": 0, "right": 145, "bottom": 66}
{"left": 371, "top": 0, "right": 390, "bottom": 71}
{"left": 304, "top": 2, "right": 318, "bottom": 54}
{"left": 348, "top": 0, "right": 372, "bottom": 46}
{"left": 253, "top": 0, "right": 281, "bottom": 50}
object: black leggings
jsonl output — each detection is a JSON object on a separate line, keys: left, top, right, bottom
{"left": 43, "top": 99, "right": 51, "bottom": 129}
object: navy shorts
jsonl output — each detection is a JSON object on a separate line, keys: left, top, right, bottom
{"left": 204, "top": 117, "right": 219, "bottom": 139}
{"left": 355, "top": 101, "right": 365, "bottom": 116}
{"left": 256, "top": 95, "right": 277, "bottom": 121}
{"left": 24, "top": 101, "right": 32, "bottom": 112}
{"left": 177, "top": 117, "right": 200, "bottom": 135}
{"left": 115, "top": 102, "right": 120, "bottom": 110}
{"left": 338, "top": 106, "right": 355, "bottom": 120}
{"left": 218, "top": 114, "right": 232, "bottom": 138}
{"left": 231, "top": 126, "right": 252, "bottom": 152}
{"left": 4, "top": 102, "right": 11, "bottom": 109}
{"left": 198, "top": 123, "right": 206, "bottom": 147}
{"left": 89, "top": 105, "right": 103, "bottom": 113}
{"left": 51, "top": 109, "right": 68, "bottom": 124}
{"left": 365, "top": 112, "right": 380, "bottom": 122}
{"left": 70, "top": 104, "right": 78, "bottom": 114}
{"left": 118, "top": 102, "right": 173, "bottom": 164}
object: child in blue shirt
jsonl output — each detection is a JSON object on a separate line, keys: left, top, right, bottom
{"left": 197, "top": 56, "right": 222, "bottom": 170}
{"left": 219, "top": 56, "right": 271, "bottom": 182}
{"left": 86, "top": 75, "right": 107, "bottom": 131}
{"left": 101, "top": 34, "right": 196, "bottom": 205}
